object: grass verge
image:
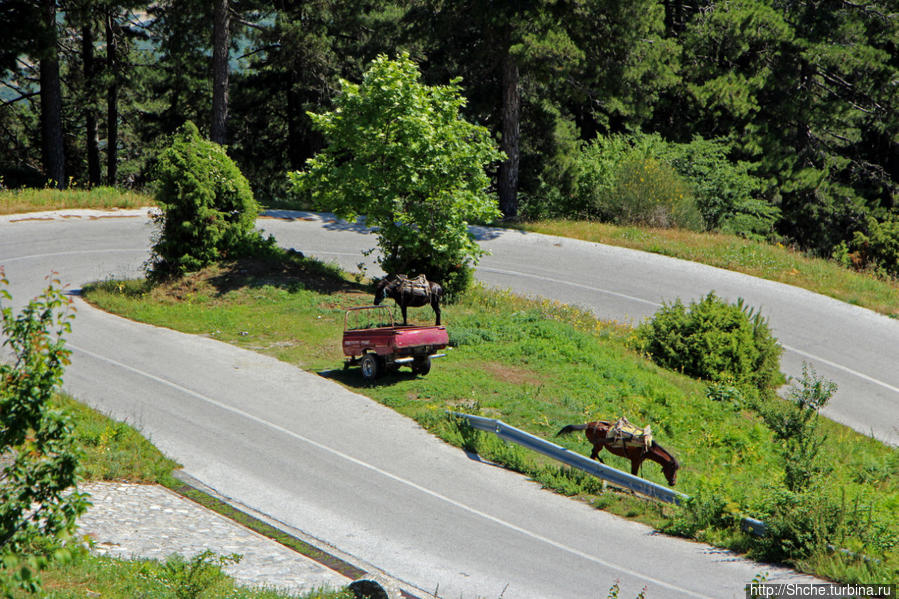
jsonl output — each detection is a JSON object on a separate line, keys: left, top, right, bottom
{"left": 59, "top": 393, "right": 180, "bottom": 485}
{"left": 521, "top": 219, "right": 899, "bottom": 319}
{"left": 0, "top": 187, "right": 153, "bottom": 215}
{"left": 82, "top": 251, "right": 899, "bottom": 584}
{"left": 24, "top": 549, "right": 350, "bottom": 599}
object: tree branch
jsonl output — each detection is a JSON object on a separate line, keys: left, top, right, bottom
{"left": 841, "top": 0, "right": 897, "bottom": 21}
{"left": 809, "top": 76, "right": 878, "bottom": 115}
{"left": 1, "top": 90, "right": 40, "bottom": 106}
{"left": 231, "top": 14, "right": 268, "bottom": 32}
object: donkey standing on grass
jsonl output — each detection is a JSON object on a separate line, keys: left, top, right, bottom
{"left": 556, "top": 419, "right": 680, "bottom": 486}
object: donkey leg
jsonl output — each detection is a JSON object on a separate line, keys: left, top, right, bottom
{"left": 401, "top": 305, "right": 408, "bottom": 325}
{"left": 433, "top": 301, "right": 441, "bottom": 326}
{"left": 590, "top": 445, "right": 605, "bottom": 463}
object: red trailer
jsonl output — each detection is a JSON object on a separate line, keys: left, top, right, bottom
{"left": 342, "top": 305, "right": 448, "bottom": 380}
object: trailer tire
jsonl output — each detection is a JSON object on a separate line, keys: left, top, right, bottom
{"left": 361, "top": 353, "right": 380, "bottom": 381}
{"left": 412, "top": 356, "right": 431, "bottom": 376}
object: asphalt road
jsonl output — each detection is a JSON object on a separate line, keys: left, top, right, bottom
{"left": 1, "top": 209, "right": 839, "bottom": 599}
{"left": 259, "top": 212, "right": 899, "bottom": 447}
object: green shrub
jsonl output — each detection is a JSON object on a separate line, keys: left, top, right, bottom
{"left": 749, "top": 488, "right": 897, "bottom": 570}
{"left": 838, "top": 215, "right": 899, "bottom": 279}
{"left": 662, "top": 483, "right": 738, "bottom": 539}
{"left": 633, "top": 292, "right": 782, "bottom": 394}
{"left": 540, "top": 133, "right": 777, "bottom": 238}
{"left": 149, "top": 122, "right": 264, "bottom": 278}
{"left": 154, "top": 550, "right": 241, "bottom": 599}
{"left": 597, "top": 156, "right": 702, "bottom": 230}
{"left": 761, "top": 364, "right": 836, "bottom": 492}
{"left": 661, "top": 136, "right": 779, "bottom": 238}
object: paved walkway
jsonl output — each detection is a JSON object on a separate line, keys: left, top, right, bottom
{"left": 77, "top": 482, "right": 351, "bottom": 598}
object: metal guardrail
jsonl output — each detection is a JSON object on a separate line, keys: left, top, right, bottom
{"left": 452, "top": 412, "right": 688, "bottom": 505}
{"left": 451, "top": 412, "right": 768, "bottom": 536}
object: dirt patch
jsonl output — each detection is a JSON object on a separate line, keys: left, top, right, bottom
{"left": 482, "top": 361, "right": 543, "bottom": 386}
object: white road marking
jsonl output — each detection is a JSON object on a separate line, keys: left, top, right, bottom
{"left": 782, "top": 344, "right": 899, "bottom": 395}
{"left": 0, "top": 249, "right": 146, "bottom": 263}
{"left": 479, "top": 265, "right": 899, "bottom": 397}
{"left": 70, "top": 341, "right": 716, "bottom": 599}
{"left": 479, "top": 266, "right": 660, "bottom": 307}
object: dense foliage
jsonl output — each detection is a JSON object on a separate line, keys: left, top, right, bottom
{"left": 0, "top": 270, "right": 89, "bottom": 596}
{"left": 633, "top": 292, "right": 783, "bottom": 396}
{"left": 525, "top": 133, "right": 779, "bottom": 238}
{"left": 149, "top": 122, "right": 263, "bottom": 277}
{"left": 289, "top": 54, "right": 502, "bottom": 296}
{"left": 1, "top": 0, "right": 897, "bottom": 272}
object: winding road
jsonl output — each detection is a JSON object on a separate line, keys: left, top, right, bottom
{"left": 259, "top": 212, "right": 899, "bottom": 447}
{"left": 4, "top": 208, "right": 884, "bottom": 599}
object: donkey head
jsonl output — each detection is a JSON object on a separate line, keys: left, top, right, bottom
{"left": 373, "top": 274, "right": 402, "bottom": 305}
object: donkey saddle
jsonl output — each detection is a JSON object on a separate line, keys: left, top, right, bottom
{"left": 605, "top": 416, "right": 653, "bottom": 452}
{"left": 396, "top": 274, "right": 431, "bottom": 299}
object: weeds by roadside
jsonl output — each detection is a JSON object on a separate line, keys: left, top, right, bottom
{"left": 25, "top": 543, "right": 351, "bottom": 599}
{"left": 0, "top": 187, "right": 153, "bottom": 214}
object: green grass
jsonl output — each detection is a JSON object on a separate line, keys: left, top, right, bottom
{"left": 82, "top": 253, "right": 899, "bottom": 584}
{"left": 0, "top": 186, "right": 154, "bottom": 215}
{"left": 521, "top": 219, "right": 899, "bottom": 319}
{"left": 20, "top": 549, "right": 350, "bottom": 599}
{"left": 58, "top": 394, "right": 180, "bottom": 485}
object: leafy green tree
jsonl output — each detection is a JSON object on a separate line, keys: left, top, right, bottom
{"left": 290, "top": 53, "right": 503, "bottom": 296}
{"left": 679, "top": 0, "right": 899, "bottom": 255}
{"left": 408, "top": 0, "right": 678, "bottom": 219}
{"left": 1, "top": 269, "right": 89, "bottom": 596}
{"left": 148, "top": 121, "right": 262, "bottom": 277}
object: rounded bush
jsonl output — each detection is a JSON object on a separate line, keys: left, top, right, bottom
{"left": 634, "top": 292, "right": 782, "bottom": 394}
{"left": 598, "top": 156, "right": 701, "bottom": 230}
{"left": 149, "top": 122, "right": 259, "bottom": 277}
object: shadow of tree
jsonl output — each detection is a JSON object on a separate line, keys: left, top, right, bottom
{"left": 201, "top": 252, "right": 371, "bottom": 298}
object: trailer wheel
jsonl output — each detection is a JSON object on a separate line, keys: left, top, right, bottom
{"left": 360, "top": 353, "right": 380, "bottom": 381}
{"left": 412, "top": 356, "right": 431, "bottom": 375}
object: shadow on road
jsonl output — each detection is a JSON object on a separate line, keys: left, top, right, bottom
{"left": 261, "top": 210, "right": 375, "bottom": 235}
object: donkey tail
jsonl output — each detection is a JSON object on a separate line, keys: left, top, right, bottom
{"left": 556, "top": 423, "right": 588, "bottom": 437}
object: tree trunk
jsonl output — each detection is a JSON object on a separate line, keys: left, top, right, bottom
{"left": 498, "top": 50, "right": 520, "bottom": 219}
{"left": 286, "top": 85, "right": 321, "bottom": 169}
{"left": 40, "top": 0, "right": 65, "bottom": 189}
{"left": 286, "top": 86, "right": 304, "bottom": 169}
{"left": 105, "top": 11, "right": 119, "bottom": 186}
{"left": 82, "top": 21, "right": 101, "bottom": 187}
{"left": 211, "top": 0, "right": 230, "bottom": 145}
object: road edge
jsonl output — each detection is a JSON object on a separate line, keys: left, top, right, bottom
{"left": 166, "top": 470, "right": 425, "bottom": 599}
